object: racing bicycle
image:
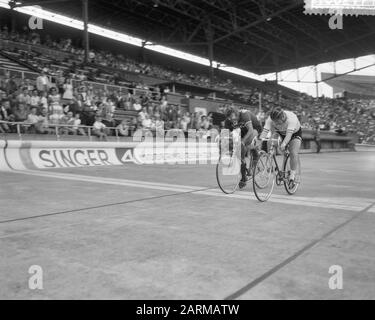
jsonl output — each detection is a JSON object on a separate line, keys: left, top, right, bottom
{"left": 252, "top": 137, "right": 301, "bottom": 202}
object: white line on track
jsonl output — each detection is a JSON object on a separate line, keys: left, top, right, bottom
{"left": 10, "top": 169, "right": 372, "bottom": 212}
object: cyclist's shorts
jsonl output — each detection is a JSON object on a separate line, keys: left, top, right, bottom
{"left": 277, "top": 127, "right": 303, "bottom": 142}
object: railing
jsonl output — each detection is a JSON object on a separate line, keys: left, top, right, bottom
{"left": 0, "top": 39, "right": 76, "bottom": 60}
{"left": 0, "top": 67, "right": 161, "bottom": 100}
{"left": 70, "top": 79, "right": 156, "bottom": 96}
{"left": 0, "top": 65, "right": 158, "bottom": 98}
{"left": 0, "top": 120, "right": 126, "bottom": 142}
{"left": 0, "top": 66, "right": 39, "bottom": 80}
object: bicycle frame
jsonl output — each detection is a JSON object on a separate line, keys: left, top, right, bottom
{"left": 263, "top": 138, "right": 290, "bottom": 184}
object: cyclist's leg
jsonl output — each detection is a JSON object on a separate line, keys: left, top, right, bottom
{"left": 249, "top": 129, "right": 260, "bottom": 163}
{"left": 241, "top": 128, "right": 259, "bottom": 178}
{"left": 288, "top": 137, "right": 302, "bottom": 181}
{"left": 240, "top": 141, "right": 247, "bottom": 183}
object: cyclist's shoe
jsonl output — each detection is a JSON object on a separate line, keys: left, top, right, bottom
{"left": 288, "top": 178, "right": 296, "bottom": 189}
{"left": 240, "top": 162, "right": 248, "bottom": 185}
{"left": 239, "top": 180, "right": 247, "bottom": 189}
{"left": 245, "top": 170, "right": 252, "bottom": 181}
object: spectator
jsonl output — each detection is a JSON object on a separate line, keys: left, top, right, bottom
{"left": 0, "top": 100, "right": 12, "bottom": 121}
{"left": 25, "top": 107, "right": 40, "bottom": 125}
{"left": 17, "top": 87, "right": 31, "bottom": 106}
{"left": 49, "top": 105, "right": 64, "bottom": 129}
{"left": 72, "top": 113, "right": 86, "bottom": 136}
{"left": 48, "top": 87, "right": 61, "bottom": 104}
{"left": 40, "top": 91, "right": 49, "bottom": 110}
{"left": 60, "top": 111, "right": 75, "bottom": 135}
{"left": 117, "top": 119, "right": 130, "bottom": 137}
{"left": 3, "top": 75, "right": 18, "bottom": 94}
{"left": 142, "top": 114, "right": 152, "bottom": 130}
{"left": 36, "top": 108, "right": 52, "bottom": 134}
{"left": 133, "top": 98, "right": 142, "bottom": 111}
{"left": 0, "top": 113, "right": 10, "bottom": 133}
{"left": 13, "top": 103, "right": 28, "bottom": 122}
{"left": 313, "top": 124, "right": 321, "bottom": 153}
{"left": 30, "top": 89, "right": 41, "bottom": 109}
{"left": 63, "top": 77, "right": 74, "bottom": 100}
{"left": 92, "top": 116, "right": 108, "bottom": 140}
{"left": 139, "top": 106, "right": 148, "bottom": 122}
{"left": 36, "top": 69, "right": 51, "bottom": 93}
{"left": 154, "top": 112, "right": 164, "bottom": 133}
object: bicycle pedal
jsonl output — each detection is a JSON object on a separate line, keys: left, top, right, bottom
{"left": 239, "top": 181, "right": 247, "bottom": 189}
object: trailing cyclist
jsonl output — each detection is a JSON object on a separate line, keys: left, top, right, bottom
{"left": 224, "top": 107, "right": 263, "bottom": 189}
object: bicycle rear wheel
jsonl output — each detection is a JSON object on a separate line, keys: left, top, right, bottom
{"left": 216, "top": 152, "right": 241, "bottom": 194}
{"left": 253, "top": 152, "right": 275, "bottom": 202}
{"left": 283, "top": 153, "right": 301, "bottom": 195}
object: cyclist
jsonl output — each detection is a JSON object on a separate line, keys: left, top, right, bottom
{"left": 224, "top": 107, "right": 262, "bottom": 189}
{"left": 258, "top": 107, "right": 302, "bottom": 187}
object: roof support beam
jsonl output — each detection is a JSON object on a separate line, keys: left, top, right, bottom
{"left": 9, "top": 0, "right": 73, "bottom": 8}
{"left": 213, "top": 2, "right": 299, "bottom": 44}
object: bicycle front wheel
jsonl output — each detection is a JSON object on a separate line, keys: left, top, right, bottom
{"left": 253, "top": 152, "right": 275, "bottom": 202}
{"left": 216, "top": 153, "right": 242, "bottom": 194}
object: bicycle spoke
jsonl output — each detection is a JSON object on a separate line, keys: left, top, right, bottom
{"left": 253, "top": 153, "right": 275, "bottom": 202}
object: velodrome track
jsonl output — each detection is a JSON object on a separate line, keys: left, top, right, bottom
{"left": 0, "top": 151, "right": 374, "bottom": 299}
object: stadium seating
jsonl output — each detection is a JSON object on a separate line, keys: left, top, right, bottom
{"left": 0, "top": 27, "right": 374, "bottom": 144}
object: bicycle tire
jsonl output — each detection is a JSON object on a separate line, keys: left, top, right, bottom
{"left": 253, "top": 152, "right": 275, "bottom": 202}
{"left": 216, "top": 154, "right": 241, "bottom": 194}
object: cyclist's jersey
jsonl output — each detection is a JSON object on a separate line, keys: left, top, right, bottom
{"left": 224, "top": 110, "right": 262, "bottom": 138}
{"left": 263, "top": 110, "right": 301, "bottom": 136}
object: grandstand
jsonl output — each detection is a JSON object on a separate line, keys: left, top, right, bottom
{"left": 322, "top": 73, "right": 375, "bottom": 99}
{"left": 0, "top": 0, "right": 375, "bottom": 302}
{"left": 0, "top": 0, "right": 374, "bottom": 144}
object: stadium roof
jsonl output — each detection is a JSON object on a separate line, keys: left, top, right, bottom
{"left": 17, "top": 0, "right": 375, "bottom": 74}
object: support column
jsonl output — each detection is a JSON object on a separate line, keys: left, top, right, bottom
{"left": 314, "top": 65, "right": 319, "bottom": 97}
{"left": 208, "top": 39, "right": 214, "bottom": 84}
{"left": 82, "top": 0, "right": 89, "bottom": 64}
{"left": 140, "top": 41, "right": 146, "bottom": 62}
{"left": 10, "top": 8, "right": 16, "bottom": 32}
{"left": 206, "top": 18, "right": 214, "bottom": 85}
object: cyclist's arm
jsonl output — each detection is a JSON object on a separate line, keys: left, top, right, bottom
{"left": 242, "top": 121, "right": 254, "bottom": 143}
{"left": 281, "top": 132, "right": 293, "bottom": 148}
{"left": 259, "top": 116, "right": 272, "bottom": 140}
{"left": 282, "top": 113, "right": 299, "bottom": 147}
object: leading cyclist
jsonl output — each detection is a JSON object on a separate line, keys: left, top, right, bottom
{"left": 224, "top": 107, "right": 263, "bottom": 189}
{"left": 258, "top": 107, "right": 302, "bottom": 187}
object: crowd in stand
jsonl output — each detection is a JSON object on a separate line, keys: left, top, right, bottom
{"left": 0, "top": 69, "right": 224, "bottom": 139}
{"left": 291, "top": 95, "right": 375, "bottom": 144}
{"left": 0, "top": 26, "right": 261, "bottom": 95}
{"left": 0, "top": 26, "right": 375, "bottom": 144}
